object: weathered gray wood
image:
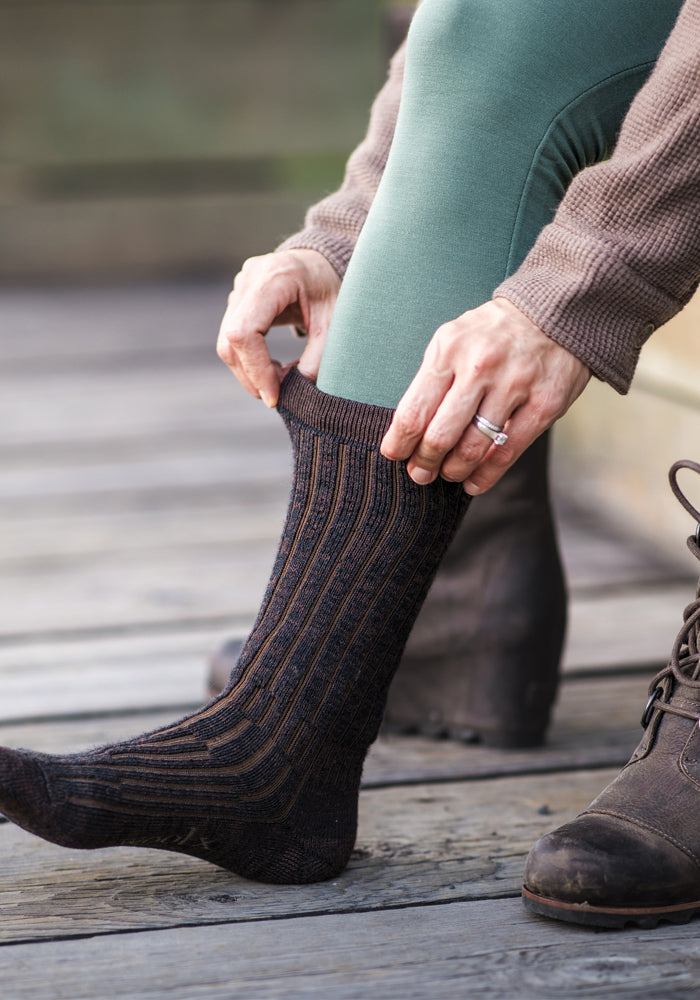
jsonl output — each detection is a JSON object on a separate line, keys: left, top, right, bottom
{"left": 0, "top": 576, "right": 681, "bottom": 683}
{"left": 0, "top": 283, "right": 226, "bottom": 366}
{"left": 556, "top": 496, "right": 692, "bottom": 594}
{"left": 0, "top": 767, "right": 613, "bottom": 945}
{"left": 0, "top": 554, "right": 269, "bottom": 638}
{"left": 1, "top": 893, "right": 700, "bottom": 999}
{"left": 0, "top": 631, "right": 221, "bottom": 721}
{"left": 564, "top": 584, "right": 689, "bottom": 674}
{"left": 0, "top": 368, "right": 288, "bottom": 452}
{"left": 0, "top": 672, "right": 646, "bottom": 779}
{"left": 0, "top": 612, "right": 649, "bottom": 739}
{"left": 0, "top": 500, "right": 286, "bottom": 562}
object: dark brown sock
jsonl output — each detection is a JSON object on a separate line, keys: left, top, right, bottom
{"left": 0, "top": 369, "right": 468, "bottom": 883}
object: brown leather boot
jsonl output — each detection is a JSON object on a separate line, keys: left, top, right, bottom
{"left": 382, "top": 431, "right": 566, "bottom": 747}
{"left": 208, "top": 431, "right": 566, "bottom": 749}
{"left": 523, "top": 460, "right": 700, "bottom": 929}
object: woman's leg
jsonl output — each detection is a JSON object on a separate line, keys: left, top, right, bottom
{"left": 321, "top": 0, "right": 682, "bottom": 747}
{"left": 0, "top": 372, "right": 468, "bottom": 882}
{"left": 319, "top": 0, "right": 681, "bottom": 403}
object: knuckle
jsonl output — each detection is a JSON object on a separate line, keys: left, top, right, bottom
{"left": 225, "top": 326, "right": 247, "bottom": 349}
{"left": 489, "top": 446, "right": 515, "bottom": 469}
{"left": 216, "top": 338, "right": 233, "bottom": 364}
{"left": 455, "top": 439, "right": 485, "bottom": 465}
{"left": 421, "top": 427, "right": 451, "bottom": 455}
{"left": 395, "top": 402, "right": 425, "bottom": 439}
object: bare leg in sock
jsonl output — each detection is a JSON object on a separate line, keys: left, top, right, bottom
{"left": 0, "top": 373, "right": 467, "bottom": 883}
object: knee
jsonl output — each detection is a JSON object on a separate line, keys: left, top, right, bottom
{"left": 406, "top": 0, "right": 476, "bottom": 62}
{"left": 406, "top": 0, "right": 572, "bottom": 84}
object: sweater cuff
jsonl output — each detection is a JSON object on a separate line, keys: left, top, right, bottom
{"left": 276, "top": 228, "right": 354, "bottom": 281}
{"left": 494, "top": 226, "right": 683, "bottom": 394}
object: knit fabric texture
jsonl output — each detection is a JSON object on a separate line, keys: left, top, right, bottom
{"left": 0, "top": 369, "right": 468, "bottom": 884}
{"left": 495, "top": 0, "right": 700, "bottom": 392}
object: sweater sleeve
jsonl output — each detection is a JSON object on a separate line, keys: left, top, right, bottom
{"left": 276, "top": 41, "right": 406, "bottom": 279}
{"left": 494, "top": 0, "right": 700, "bottom": 393}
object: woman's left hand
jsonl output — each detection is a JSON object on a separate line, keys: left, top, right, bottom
{"left": 380, "top": 297, "right": 590, "bottom": 494}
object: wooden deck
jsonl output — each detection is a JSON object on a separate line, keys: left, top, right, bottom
{"left": 1, "top": 280, "right": 699, "bottom": 999}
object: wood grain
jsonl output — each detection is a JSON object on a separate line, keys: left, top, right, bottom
{"left": 1, "top": 895, "right": 700, "bottom": 999}
{"left": 0, "top": 767, "right": 614, "bottom": 945}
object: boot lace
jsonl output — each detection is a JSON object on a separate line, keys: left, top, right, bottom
{"left": 642, "top": 460, "right": 700, "bottom": 728}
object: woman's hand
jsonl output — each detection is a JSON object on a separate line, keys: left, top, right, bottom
{"left": 216, "top": 248, "right": 341, "bottom": 407}
{"left": 380, "top": 297, "right": 590, "bottom": 494}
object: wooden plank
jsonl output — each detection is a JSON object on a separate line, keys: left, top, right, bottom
{"left": 1, "top": 892, "right": 700, "bottom": 999}
{"left": 0, "top": 367, "right": 288, "bottom": 452}
{"left": 0, "top": 546, "right": 273, "bottom": 637}
{"left": 0, "top": 767, "right": 614, "bottom": 944}
{"left": 0, "top": 639, "right": 647, "bottom": 767}
{"left": 0, "top": 500, "right": 286, "bottom": 563}
{"left": 0, "top": 567, "right": 684, "bottom": 671}
{"left": 555, "top": 492, "right": 691, "bottom": 592}
{"left": 0, "top": 439, "right": 289, "bottom": 507}
{"left": 563, "top": 584, "right": 689, "bottom": 674}
{"left": 0, "top": 631, "right": 230, "bottom": 722}
{"left": 0, "top": 283, "right": 226, "bottom": 365}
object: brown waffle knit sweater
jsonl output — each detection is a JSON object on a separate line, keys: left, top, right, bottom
{"left": 279, "top": 0, "right": 700, "bottom": 394}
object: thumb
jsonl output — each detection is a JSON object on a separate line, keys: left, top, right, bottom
{"left": 296, "top": 329, "right": 327, "bottom": 384}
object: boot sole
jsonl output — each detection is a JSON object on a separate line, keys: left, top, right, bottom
{"left": 380, "top": 718, "right": 546, "bottom": 749}
{"left": 207, "top": 685, "right": 547, "bottom": 747}
{"left": 522, "top": 885, "right": 700, "bottom": 929}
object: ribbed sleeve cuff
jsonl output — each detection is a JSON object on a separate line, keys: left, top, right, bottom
{"left": 276, "top": 229, "right": 355, "bottom": 280}
{"left": 494, "top": 227, "right": 682, "bottom": 394}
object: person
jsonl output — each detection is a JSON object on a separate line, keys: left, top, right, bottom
{"left": 1, "top": 0, "right": 699, "bottom": 925}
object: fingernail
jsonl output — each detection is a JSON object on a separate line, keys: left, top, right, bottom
{"left": 411, "top": 468, "right": 434, "bottom": 485}
{"left": 463, "top": 481, "right": 482, "bottom": 496}
{"left": 260, "top": 391, "right": 276, "bottom": 408}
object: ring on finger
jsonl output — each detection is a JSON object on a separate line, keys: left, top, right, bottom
{"left": 473, "top": 412, "right": 508, "bottom": 446}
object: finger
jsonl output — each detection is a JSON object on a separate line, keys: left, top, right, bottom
{"left": 296, "top": 330, "right": 326, "bottom": 384}
{"left": 438, "top": 402, "right": 512, "bottom": 483}
{"left": 401, "top": 384, "right": 486, "bottom": 484}
{"left": 380, "top": 358, "right": 455, "bottom": 463}
{"left": 461, "top": 410, "right": 542, "bottom": 494}
{"left": 217, "top": 298, "right": 281, "bottom": 407}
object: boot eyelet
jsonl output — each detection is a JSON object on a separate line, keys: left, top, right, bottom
{"left": 641, "top": 686, "right": 663, "bottom": 729}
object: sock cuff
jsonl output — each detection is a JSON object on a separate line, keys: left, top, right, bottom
{"left": 278, "top": 367, "right": 394, "bottom": 447}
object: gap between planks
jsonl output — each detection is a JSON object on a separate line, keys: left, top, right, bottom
{"left": 1, "top": 888, "right": 700, "bottom": 999}
{"left": 0, "top": 766, "right": 617, "bottom": 946}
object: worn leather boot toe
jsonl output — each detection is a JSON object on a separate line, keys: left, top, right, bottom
{"left": 523, "top": 814, "right": 700, "bottom": 928}
{"left": 523, "top": 460, "right": 700, "bottom": 929}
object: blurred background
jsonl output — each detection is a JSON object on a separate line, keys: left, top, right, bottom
{"left": 0, "top": 0, "right": 397, "bottom": 282}
{"left": 1, "top": 0, "right": 699, "bottom": 555}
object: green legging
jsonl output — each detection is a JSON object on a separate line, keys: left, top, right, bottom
{"left": 312, "top": 0, "right": 684, "bottom": 746}
{"left": 318, "top": 0, "right": 683, "bottom": 407}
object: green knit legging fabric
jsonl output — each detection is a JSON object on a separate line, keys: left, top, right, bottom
{"left": 317, "top": 0, "right": 682, "bottom": 408}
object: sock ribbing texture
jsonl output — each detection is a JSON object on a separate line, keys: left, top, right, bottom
{"left": 0, "top": 369, "right": 469, "bottom": 883}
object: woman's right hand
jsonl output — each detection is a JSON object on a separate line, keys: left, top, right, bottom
{"left": 216, "top": 248, "right": 341, "bottom": 407}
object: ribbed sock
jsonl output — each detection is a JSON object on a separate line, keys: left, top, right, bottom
{"left": 0, "top": 369, "right": 468, "bottom": 883}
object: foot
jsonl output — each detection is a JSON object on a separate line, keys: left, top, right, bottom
{"left": 0, "top": 370, "right": 467, "bottom": 884}
{"left": 0, "top": 696, "right": 360, "bottom": 884}
{"left": 522, "top": 460, "right": 700, "bottom": 928}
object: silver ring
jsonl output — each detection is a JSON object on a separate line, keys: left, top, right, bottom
{"left": 473, "top": 413, "right": 508, "bottom": 446}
